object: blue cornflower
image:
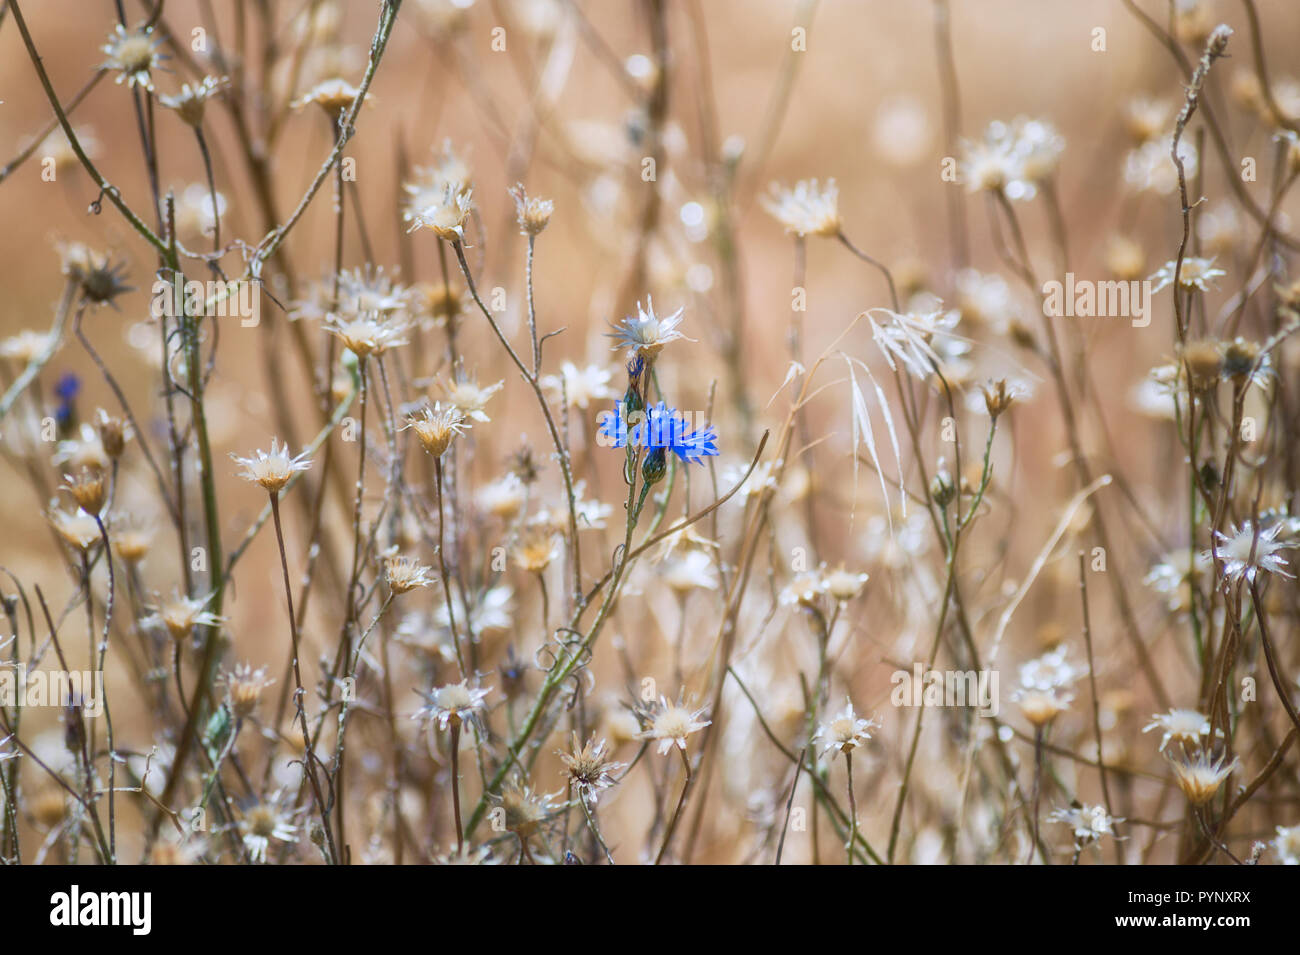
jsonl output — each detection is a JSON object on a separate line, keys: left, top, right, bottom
{"left": 55, "top": 373, "right": 82, "bottom": 402}
{"left": 54, "top": 372, "right": 81, "bottom": 434}
{"left": 598, "top": 400, "right": 718, "bottom": 466}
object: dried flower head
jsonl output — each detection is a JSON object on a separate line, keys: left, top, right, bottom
{"left": 1124, "top": 95, "right": 1173, "bottom": 144}
{"left": 1170, "top": 750, "right": 1237, "bottom": 806}
{"left": 239, "top": 793, "right": 299, "bottom": 863}
{"left": 607, "top": 297, "right": 690, "bottom": 360}
{"left": 558, "top": 733, "right": 624, "bottom": 805}
{"left": 292, "top": 77, "right": 365, "bottom": 118}
{"left": 0, "top": 330, "right": 53, "bottom": 364}
{"left": 1273, "top": 824, "right": 1300, "bottom": 865}
{"left": 761, "top": 178, "right": 841, "bottom": 237}
{"left": 384, "top": 555, "right": 435, "bottom": 594}
{"left": 402, "top": 402, "right": 468, "bottom": 457}
{"left": 1014, "top": 687, "right": 1072, "bottom": 727}
{"left": 231, "top": 438, "right": 312, "bottom": 494}
{"left": 662, "top": 549, "right": 719, "bottom": 595}
{"left": 981, "top": 378, "right": 1017, "bottom": 419}
{"left": 58, "top": 242, "right": 132, "bottom": 308}
{"left": 1049, "top": 803, "right": 1122, "bottom": 845}
{"left": 95, "top": 408, "right": 129, "bottom": 459}
{"left": 409, "top": 183, "right": 475, "bottom": 243}
{"left": 403, "top": 141, "right": 473, "bottom": 222}
{"left": 325, "top": 312, "right": 409, "bottom": 359}
{"left": 815, "top": 698, "right": 880, "bottom": 760}
{"left": 222, "top": 663, "right": 275, "bottom": 719}
{"left": 477, "top": 473, "right": 527, "bottom": 520}
{"left": 498, "top": 780, "right": 556, "bottom": 838}
{"left": 1150, "top": 257, "right": 1226, "bottom": 294}
{"left": 1143, "top": 708, "right": 1213, "bottom": 752}
{"left": 509, "top": 182, "right": 553, "bottom": 235}
{"left": 101, "top": 23, "right": 164, "bottom": 92}
{"left": 414, "top": 281, "right": 466, "bottom": 325}
{"left": 62, "top": 468, "right": 107, "bottom": 515}
{"left": 335, "top": 267, "right": 412, "bottom": 320}
{"left": 512, "top": 527, "right": 561, "bottom": 573}
{"left": 1205, "top": 520, "right": 1294, "bottom": 585}
{"left": 145, "top": 591, "right": 225, "bottom": 643}
{"left": 639, "top": 696, "right": 710, "bottom": 755}
{"left": 111, "top": 515, "right": 153, "bottom": 564}
{"left": 159, "top": 75, "right": 229, "bottom": 126}
{"left": 824, "top": 565, "right": 869, "bottom": 602}
{"left": 436, "top": 371, "right": 502, "bottom": 422}
{"left": 508, "top": 443, "right": 542, "bottom": 485}
{"left": 542, "top": 361, "right": 615, "bottom": 410}
{"left": 1221, "top": 338, "right": 1261, "bottom": 383}
{"left": 48, "top": 508, "right": 100, "bottom": 552}
{"left": 1177, "top": 339, "right": 1222, "bottom": 393}
{"left": 416, "top": 681, "right": 491, "bottom": 731}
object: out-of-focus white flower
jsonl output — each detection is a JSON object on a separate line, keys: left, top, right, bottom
{"left": 1124, "top": 139, "right": 1197, "bottom": 195}
{"left": 1273, "top": 824, "right": 1300, "bottom": 865}
{"left": 761, "top": 178, "right": 841, "bottom": 237}
{"left": 814, "top": 699, "right": 880, "bottom": 760}
{"left": 1050, "top": 804, "right": 1122, "bottom": 844}
{"left": 542, "top": 361, "right": 615, "bottom": 409}
{"left": 1205, "top": 520, "right": 1294, "bottom": 585}
{"left": 1149, "top": 256, "right": 1226, "bottom": 293}
{"left": 1143, "top": 708, "right": 1215, "bottom": 752}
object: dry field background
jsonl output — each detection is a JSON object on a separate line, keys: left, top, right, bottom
{"left": 0, "top": 0, "right": 1298, "bottom": 865}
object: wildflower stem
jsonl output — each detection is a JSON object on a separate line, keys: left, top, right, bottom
{"left": 194, "top": 128, "right": 222, "bottom": 257}
{"left": 1249, "top": 581, "right": 1300, "bottom": 738}
{"left": 1028, "top": 726, "right": 1044, "bottom": 864}
{"left": 450, "top": 720, "right": 464, "bottom": 853}
{"left": 434, "top": 458, "right": 467, "bottom": 679}
{"left": 526, "top": 235, "right": 540, "bottom": 375}
{"left": 0, "top": 68, "right": 105, "bottom": 185}
{"left": 8, "top": 0, "right": 169, "bottom": 255}
{"left": 580, "top": 797, "right": 616, "bottom": 865}
{"left": 451, "top": 238, "right": 584, "bottom": 607}
{"left": 655, "top": 745, "right": 692, "bottom": 865}
{"left": 92, "top": 515, "right": 118, "bottom": 861}
{"left": 836, "top": 230, "right": 899, "bottom": 311}
{"left": 270, "top": 491, "right": 338, "bottom": 865}
{"left": 844, "top": 751, "right": 857, "bottom": 866}
{"left": 1078, "top": 551, "right": 1122, "bottom": 863}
